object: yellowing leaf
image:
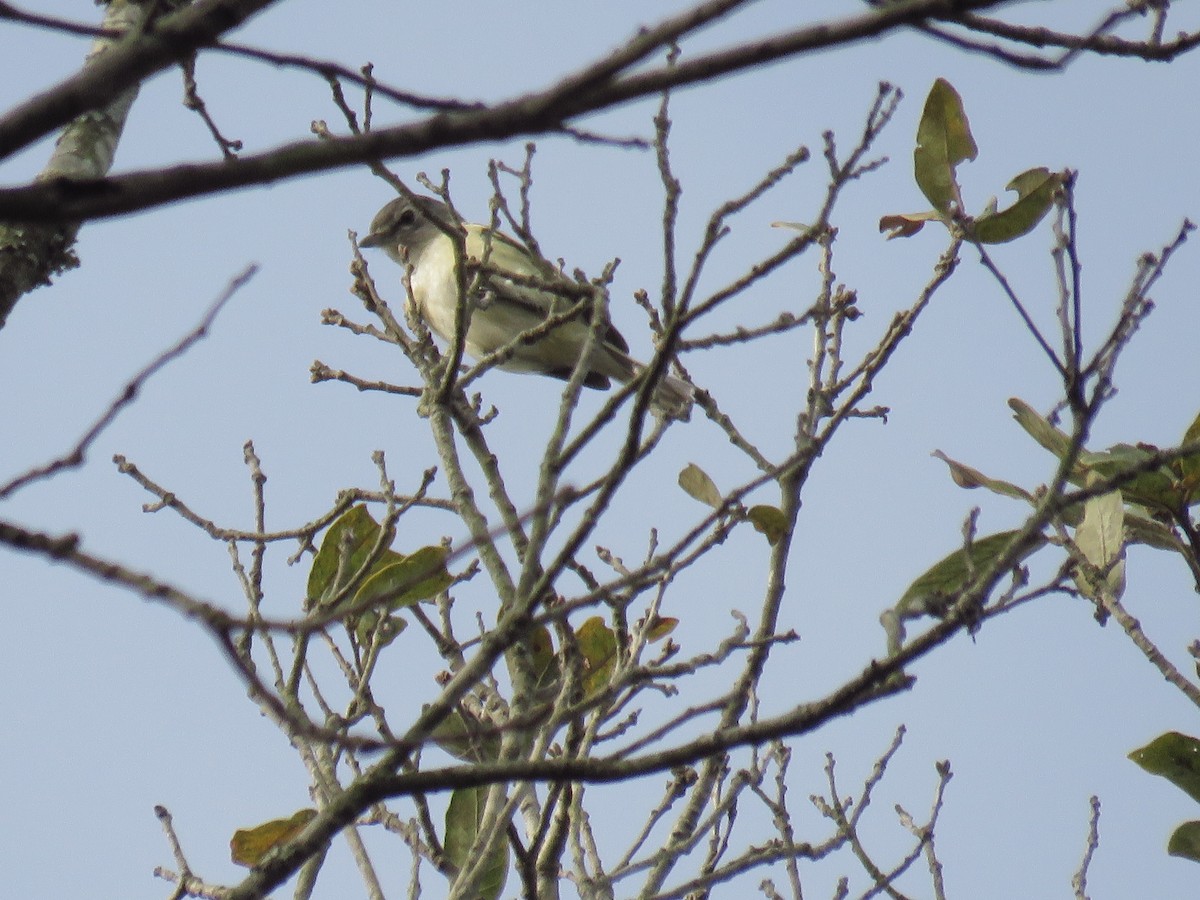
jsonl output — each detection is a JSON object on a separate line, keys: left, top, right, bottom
{"left": 307, "top": 505, "right": 395, "bottom": 606}
{"left": 678, "top": 463, "right": 722, "bottom": 509}
{"left": 337, "top": 545, "right": 454, "bottom": 650}
{"left": 577, "top": 616, "right": 618, "bottom": 696}
{"left": 914, "top": 78, "right": 977, "bottom": 214}
{"left": 528, "top": 624, "right": 560, "bottom": 694}
{"left": 644, "top": 616, "right": 678, "bottom": 642}
{"left": 354, "top": 545, "right": 453, "bottom": 609}
{"left": 748, "top": 504, "right": 788, "bottom": 545}
{"left": 230, "top": 808, "right": 317, "bottom": 867}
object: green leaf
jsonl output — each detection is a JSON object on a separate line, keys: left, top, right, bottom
{"left": 1083, "top": 443, "right": 1180, "bottom": 513}
{"left": 1129, "top": 732, "right": 1200, "bottom": 804}
{"left": 230, "top": 808, "right": 318, "bottom": 867}
{"left": 1124, "top": 508, "right": 1183, "bottom": 552}
{"left": 1168, "top": 822, "right": 1200, "bottom": 862}
{"left": 331, "top": 544, "right": 453, "bottom": 650}
{"left": 971, "top": 168, "right": 1064, "bottom": 244}
{"left": 577, "top": 616, "right": 618, "bottom": 696}
{"left": 353, "top": 612, "right": 407, "bottom": 650}
{"left": 644, "top": 615, "right": 678, "bottom": 642}
{"left": 771, "top": 220, "right": 812, "bottom": 234}
{"left": 443, "top": 787, "right": 481, "bottom": 869}
{"left": 429, "top": 708, "right": 501, "bottom": 763}
{"left": 443, "top": 787, "right": 508, "bottom": 900}
{"left": 932, "top": 450, "right": 1035, "bottom": 502}
{"left": 528, "top": 624, "right": 561, "bottom": 696}
{"left": 748, "top": 504, "right": 788, "bottom": 545}
{"left": 307, "top": 505, "right": 395, "bottom": 605}
{"left": 678, "top": 463, "right": 723, "bottom": 509}
{"left": 914, "top": 78, "right": 977, "bottom": 214}
{"left": 354, "top": 545, "right": 453, "bottom": 609}
{"left": 896, "top": 529, "right": 1046, "bottom": 619}
{"left": 1009, "top": 399, "right": 1200, "bottom": 513}
{"left": 1072, "top": 477, "right": 1126, "bottom": 601}
{"left": 1008, "top": 398, "right": 1073, "bottom": 459}
{"left": 1179, "top": 411, "right": 1200, "bottom": 497}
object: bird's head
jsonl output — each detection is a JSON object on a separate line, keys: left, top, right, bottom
{"left": 360, "top": 195, "right": 458, "bottom": 264}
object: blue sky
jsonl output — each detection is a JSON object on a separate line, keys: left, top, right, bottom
{"left": 2, "top": 2, "right": 1199, "bottom": 897}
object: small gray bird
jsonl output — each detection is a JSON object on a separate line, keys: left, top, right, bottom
{"left": 360, "top": 195, "right": 692, "bottom": 419}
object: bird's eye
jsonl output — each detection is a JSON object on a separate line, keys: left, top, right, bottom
{"left": 397, "top": 209, "right": 416, "bottom": 228}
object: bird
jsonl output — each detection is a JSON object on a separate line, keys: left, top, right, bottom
{"left": 359, "top": 194, "right": 692, "bottom": 419}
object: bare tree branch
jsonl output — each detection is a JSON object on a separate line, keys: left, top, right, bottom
{"left": 0, "top": 1, "right": 1039, "bottom": 225}
{"left": 0, "top": 264, "right": 256, "bottom": 498}
{"left": 0, "top": 0, "right": 282, "bottom": 161}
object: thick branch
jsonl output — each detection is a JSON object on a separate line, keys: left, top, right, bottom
{"left": 0, "top": 0, "right": 281, "bottom": 161}
{"left": 0, "top": 0, "right": 1013, "bottom": 224}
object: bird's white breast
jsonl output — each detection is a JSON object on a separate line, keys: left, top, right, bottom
{"left": 408, "top": 233, "right": 462, "bottom": 344}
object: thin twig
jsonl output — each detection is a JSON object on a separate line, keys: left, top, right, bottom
{"left": 0, "top": 265, "right": 256, "bottom": 499}
{"left": 1071, "top": 796, "right": 1101, "bottom": 900}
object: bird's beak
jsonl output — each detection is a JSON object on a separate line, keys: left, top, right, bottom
{"left": 359, "top": 231, "right": 384, "bottom": 249}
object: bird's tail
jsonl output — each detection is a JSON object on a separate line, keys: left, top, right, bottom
{"left": 647, "top": 371, "right": 693, "bottom": 421}
{"left": 592, "top": 343, "right": 693, "bottom": 420}
{"left": 609, "top": 353, "right": 692, "bottom": 421}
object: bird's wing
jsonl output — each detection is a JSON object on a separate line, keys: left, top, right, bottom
{"left": 463, "top": 224, "right": 630, "bottom": 353}
{"left": 464, "top": 225, "right": 564, "bottom": 312}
